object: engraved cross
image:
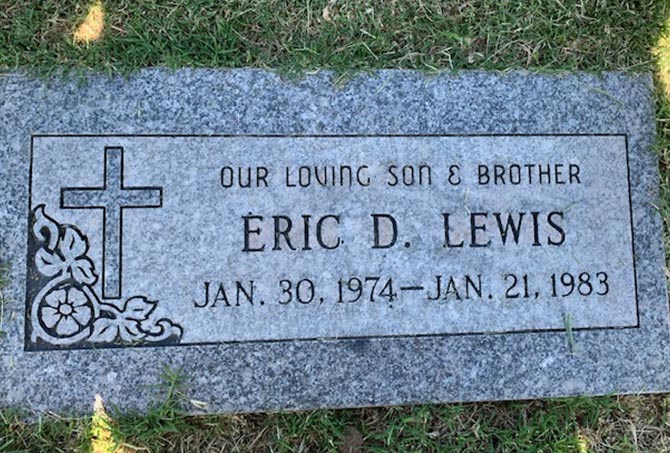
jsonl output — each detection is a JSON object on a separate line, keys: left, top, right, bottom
{"left": 61, "top": 146, "right": 162, "bottom": 299}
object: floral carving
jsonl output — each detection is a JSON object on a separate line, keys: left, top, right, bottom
{"left": 40, "top": 287, "right": 93, "bottom": 337}
{"left": 28, "top": 205, "right": 183, "bottom": 348}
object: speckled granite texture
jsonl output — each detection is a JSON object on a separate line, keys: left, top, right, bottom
{"left": 0, "top": 69, "right": 666, "bottom": 414}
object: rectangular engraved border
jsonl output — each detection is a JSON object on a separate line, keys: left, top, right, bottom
{"left": 25, "top": 133, "right": 640, "bottom": 351}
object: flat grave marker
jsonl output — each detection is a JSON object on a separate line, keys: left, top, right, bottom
{"left": 0, "top": 70, "right": 666, "bottom": 413}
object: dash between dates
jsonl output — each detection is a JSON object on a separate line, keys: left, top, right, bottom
{"left": 193, "top": 272, "right": 610, "bottom": 308}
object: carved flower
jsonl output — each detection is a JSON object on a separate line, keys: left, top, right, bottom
{"left": 40, "top": 287, "right": 93, "bottom": 336}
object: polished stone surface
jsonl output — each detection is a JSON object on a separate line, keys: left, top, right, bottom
{"left": 26, "top": 134, "right": 637, "bottom": 348}
{"left": 0, "top": 69, "right": 665, "bottom": 414}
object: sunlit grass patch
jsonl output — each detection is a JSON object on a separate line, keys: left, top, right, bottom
{"left": 73, "top": 1, "right": 104, "bottom": 44}
{"left": 91, "top": 395, "right": 131, "bottom": 453}
{"left": 654, "top": 17, "right": 670, "bottom": 97}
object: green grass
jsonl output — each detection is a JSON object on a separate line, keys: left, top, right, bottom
{"left": 2, "top": 1, "right": 670, "bottom": 452}
{"left": 4, "top": 376, "right": 670, "bottom": 451}
{"left": 0, "top": 1, "right": 668, "bottom": 74}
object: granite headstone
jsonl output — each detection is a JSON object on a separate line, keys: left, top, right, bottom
{"left": 0, "top": 69, "right": 666, "bottom": 414}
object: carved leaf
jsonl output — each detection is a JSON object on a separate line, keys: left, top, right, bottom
{"left": 88, "top": 318, "right": 118, "bottom": 343}
{"left": 117, "top": 320, "right": 144, "bottom": 342}
{"left": 88, "top": 316, "right": 147, "bottom": 343}
{"left": 70, "top": 257, "right": 97, "bottom": 285}
{"left": 33, "top": 205, "right": 59, "bottom": 251}
{"left": 88, "top": 297, "right": 159, "bottom": 344}
{"left": 121, "top": 296, "right": 157, "bottom": 321}
{"left": 140, "top": 318, "right": 184, "bottom": 342}
{"left": 56, "top": 226, "right": 98, "bottom": 285}
{"left": 35, "top": 248, "right": 65, "bottom": 277}
{"left": 61, "top": 227, "right": 88, "bottom": 260}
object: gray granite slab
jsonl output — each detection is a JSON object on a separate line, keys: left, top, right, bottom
{"left": 0, "top": 69, "right": 666, "bottom": 414}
